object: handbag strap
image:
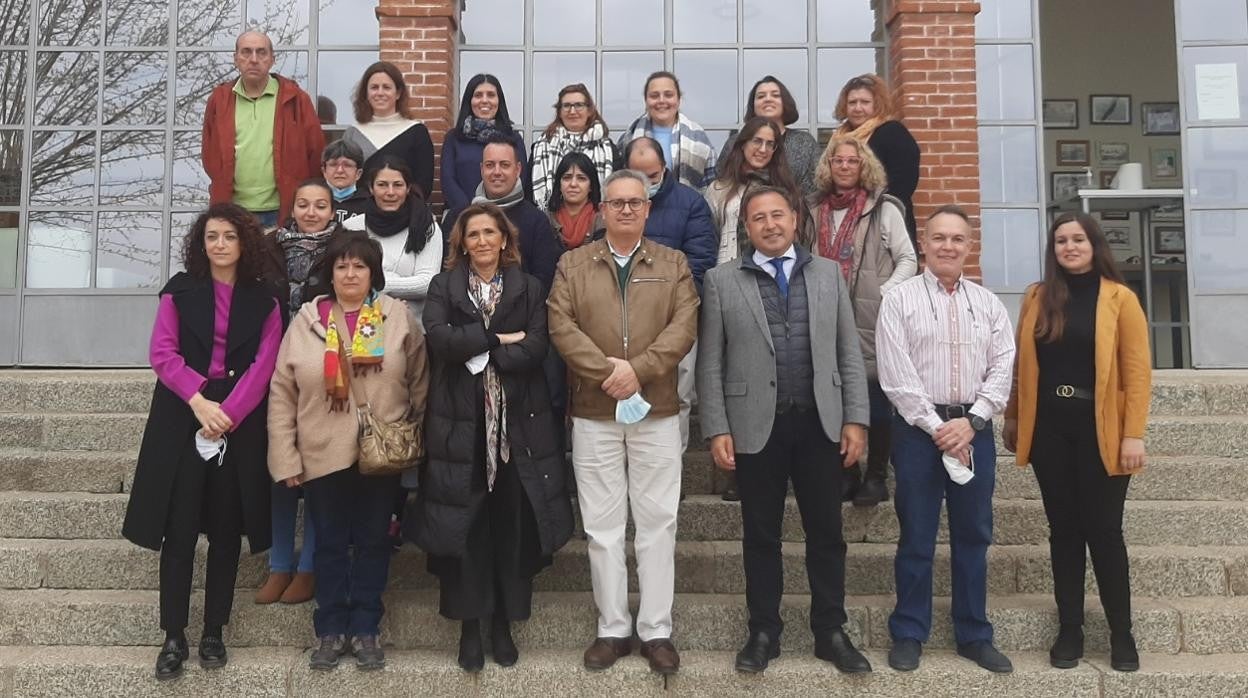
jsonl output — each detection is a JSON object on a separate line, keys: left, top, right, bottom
{"left": 330, "top": 302, "right": 372, "bottom": 412}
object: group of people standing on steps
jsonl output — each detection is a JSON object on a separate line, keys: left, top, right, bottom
{"left": 120, "top": 28, "right": 1154, "bottom": 685}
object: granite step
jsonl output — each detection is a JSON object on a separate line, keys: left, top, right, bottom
{"left": 1, "top": 589, "right": 1246, "bottom": 654}
{"left": 3, "top": 538, "right": 1242, "bottom": 599}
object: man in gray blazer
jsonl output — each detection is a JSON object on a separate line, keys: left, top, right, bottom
{"left": 697, "top": 186, "right": 871, "bottom": 675}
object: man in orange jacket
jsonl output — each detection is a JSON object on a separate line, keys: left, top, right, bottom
{"left": 202, "top": 31, "right": 325, "bottom": 228}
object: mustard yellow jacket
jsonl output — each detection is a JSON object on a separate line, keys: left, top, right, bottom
{"left": 1005, "top": 279, "right": 1151, "bottom": 475}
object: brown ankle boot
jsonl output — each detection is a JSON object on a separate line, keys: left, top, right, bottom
{"left": 280, "top": 572, "right": 315, "bottom": 604}
{"left": 254, "top": 572, "right": 292, "bottom": 604}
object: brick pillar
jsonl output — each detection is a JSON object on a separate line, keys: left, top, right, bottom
{"left": 886, "top": 0, "right": 982, "bottom": 276}
{"left": 377, "top": 0, "right": 458, "bottom": 208}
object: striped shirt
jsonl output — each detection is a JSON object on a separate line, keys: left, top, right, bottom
{"left": 875, "top": 268, "right": 1015, "bottom": 435}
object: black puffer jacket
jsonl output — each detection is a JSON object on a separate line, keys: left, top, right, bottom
{"left": 408, "top": 262, "right": 573, "bottom": 559}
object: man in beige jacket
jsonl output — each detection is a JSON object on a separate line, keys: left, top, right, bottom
{"left": 547, "top": 169, "right": 699, "bottom": 676}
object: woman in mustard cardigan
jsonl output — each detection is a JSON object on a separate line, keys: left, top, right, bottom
{"left": 1003, "top": 212, "right": 1151, "bottom": 673}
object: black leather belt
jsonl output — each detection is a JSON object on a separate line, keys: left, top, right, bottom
{"left": 933, "top": 403, "right": 974, "bottom": 421}
{"left": 1051, "top": 384, "right": 1093, "bottom": 400}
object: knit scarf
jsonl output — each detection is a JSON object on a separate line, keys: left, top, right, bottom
{"left": 818, "top": 187, "right": 869, "bottom": 280}
{"left": 555, "top": 203, "right": 597, "bottom": 250}
{"left": 839, "top": 116, "right": 887, "bottom": 143}
{"left": 472, "top": 178, "right": 524, "bottom": 209}
{"left": 365, "top": 194, "right": 434, "bottom": 254}
{"left": 469, "top": 272, "right": 508, "bottom": 491}
{"left": 461, "top": 116, "right": 506, "bottom": 144}
{"left": 322, "top": 292, "right": 385, "bottom": 412}
{"left": 277, "top": 223, "right": 336, "bottom": 315}
{"left": 624, "top": 112, "right": 716, "bottom": 189}
{"left": 530, "top": 123, "right": 614, "bottom": 207}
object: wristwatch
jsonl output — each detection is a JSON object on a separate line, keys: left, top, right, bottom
{"left": 969, "top": 414, "right": 987, "bottom": 432}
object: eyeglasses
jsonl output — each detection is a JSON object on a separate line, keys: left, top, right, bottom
{"left": 323, "top": 159, "right": 359, "bottom": 171}
{"left": 830, "top": 157, "right": 862, "bottom": 168}
{"left": 604, "top": 198, "right": 646, "bottom": 212}
{"left": 560, "top": 102, "right": 588, "bottom": 111}
{"left": 748, "top": 137, "right": 778, "bottom": 153}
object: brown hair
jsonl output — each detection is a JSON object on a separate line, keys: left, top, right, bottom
{"left": 643, "top": 70, "right": 682, "bottom": 98}
{"left": 352, "top": 61, "right": 408, "bottom": 124}
{"left": 319, "top": 230, "right": 387, "bottom": 296}
{"left": 715, "top": 118, "right": 800, "bottom": 220}
{"left": 1034, "top": 212, "right": 1125, "bottom": 343}
{"left": 444, "top": 203, "right": 523, "bottom": 271}
{"left": 813, "top": 134, "right": 888, "bottom": 198}
{"left": 743, "top": 75, "right": 799, "bottom": 126}
{"left": 182, "top": 203, "right": 267, "bottom": 282}
{"left": 834, "top": 73, "right": 895, "bottom": 123}
{"left": 544, "top": 83, "right": 608, "bottom": 139}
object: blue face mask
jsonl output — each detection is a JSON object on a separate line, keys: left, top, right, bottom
{"left": 615, "top": 391, "right": 652, "bottom": 425}
{"left": 647, "top": 181, "right": 661, "bottom": 198}
{"left": 329, "top": 183, "right": 356, "bottom": 201}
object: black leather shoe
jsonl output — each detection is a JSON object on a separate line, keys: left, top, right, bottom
{"left": 852, "top": 476, "right": 888, "bottom": 507}
{"left": 720, "top": 473, "right": 740, "bottom": 502}
{"left": 198, "top": 633, "right": 227, "bottom": 669}
{"left": 1049, "top": 624, "right": 1083, "bottom": 669}
{"left": 492, "top": 618, "right": 518, "bottom": 667}
{"left": 1110, "top": 631, "right": 1139, "bottom": 672}
{"left": 841, "top": 463, "right": 861, "bottom": 502}
{"left": 734, "top": 631, "right": 780, "bottom": 673}
{"left": 155, "top": 636, "right": 189, "bottom": 681}
{"left": 814, "top": 629, "right": 871, "bottom": 673}
{"left": 458, "top": 620, "right": 485, "bottom": 673}
{"left": 957, "top": 641, "right": 1014, "bottom": 673}
{"left": 888, "top": 638, "right": 922, "bottom": 672}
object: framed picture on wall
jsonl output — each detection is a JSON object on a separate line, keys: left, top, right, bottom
{"left": 1100, "top": 170, "right": 1117, "bottom": 188}
{"left": 1056, "top": 140, "right": 1090, "bottom": 166}
{"left": 1051, "top": 171, "right": 1086, "bottom": 201}
{"left": 1103, "top": 222, "right": 1133, "bottom": 249}
{"left": 1090, "top": 94, "right": 1132, "bottom": 124}
{"left": 1151, "top": 147, "right": 1180, "bottom": 180}
{"left": 1154, "top": 226, "right": 1185, "bottom": 254}
{"left": 1098, "top": 142, "right": 1129, "bottom": 166}
{"left": 1142, "top": 102, "right": 1181, "bottom": 135}
{"left": 1043, "top": 99, "right": 1079, "bottom": 129}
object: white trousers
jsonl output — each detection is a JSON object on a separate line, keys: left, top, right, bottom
{"left": 677, "top": 342, "right": 698, "bottom": 452}
{"left": 572, "top": 414, "right": 682, "bottom": 642}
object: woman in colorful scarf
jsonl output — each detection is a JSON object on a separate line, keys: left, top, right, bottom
{"left": 808, "top": 134, "right": 917, "bottom": 507}
{"left": 122, "top": 203, "right": 282, "bottom": 681}
{"left": 410, "top": 203, "right": 573, "bottom": 673}
{"left": 440, "top": 74, "right": 527, "bottom": 218}
{"left": 528, "top": 83, "right": 617, "bottom": 209}
{"left": 617, "top": 70, "right": 717, "bottom": 190}
{"left": 267, "top": 231, "right": 430, "bottom": 672}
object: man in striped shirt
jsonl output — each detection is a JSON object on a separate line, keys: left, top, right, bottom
{"left": 875, "top": 204, "right": 1016, "bottom": 674}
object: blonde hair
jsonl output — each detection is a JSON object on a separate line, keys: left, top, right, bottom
{"left": 834, "top": 73, "right": 896, "bottom": 123}
{"left": 814, "top": 135, "right": 889, "bottom": 198}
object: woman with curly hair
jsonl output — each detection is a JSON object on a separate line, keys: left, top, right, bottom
{"left": 122, "top": 203, "right": 284, "bottom": 681}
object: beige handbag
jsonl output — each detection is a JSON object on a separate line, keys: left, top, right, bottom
{"left": 334, "top": 305, "right": 424, "bottom": 476}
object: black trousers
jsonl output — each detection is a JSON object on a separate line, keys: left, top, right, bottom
{"left": 735, "top": 408, "right": 847, "bottom": 638}
{"left": 1030, "top": 395, "right": 1132, "bottom": 631}
{"left": 159, "top": 435, "right": 244, "bottom": 633}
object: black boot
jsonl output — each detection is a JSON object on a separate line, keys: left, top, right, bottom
{"left": 1110, "top": 630, "right": 1139, "bottom": 672}
{"left": 853, "top": 424, "right": 891, "bottom": 507}
{"left": 841, "top": 463, "right": 861, "bottom": 502}
{"left": 721, "top": 472, "right": 740, "bottom": 502}
{"left": 1048, "top": 624, "right": 1083, "bottom": 668}
{"left": 155, "top": 633, "right": 189, "bottom": 681}
{"left": 491, "top": 615, "right": 519, "bottom": 666}
{"left": 458, "top": 620, "right": 485, "bottom": 673}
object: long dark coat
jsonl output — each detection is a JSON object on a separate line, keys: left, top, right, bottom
{"left": 409, "top": 263, "right": 574, "bottom": 559}
{"left": 122, "top": 273, "right": 276, "bottom": 553}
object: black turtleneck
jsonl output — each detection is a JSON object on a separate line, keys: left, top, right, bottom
{"left": 1036, "top": 270, "right": 1100, "bottom": 391}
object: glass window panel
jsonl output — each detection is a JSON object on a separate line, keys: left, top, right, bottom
{"left": 1179, "top": 0, "right": 1248, "bottom": 41}
{"left": 743, "top": 0, "right": 806, "bottom": 43}
{"left": 96, "top": 211, "right": 162, "bottom": 288}
{"left": 816, "top": 48, "right": 882, "bottom": 123}
{"left": 706, "top": 129, "right": 732, "bottom": 159}
{"left": 743, "top": 49, "right": 810, "bottom": 125}
{"left": 33, "top": 51, "right": 99, "bottom": 126}
{"left": 979, "top": 126, "right": 1038, "bottom": 204}
{"left": 601, "top": 51, "right": 664, "bottom": 129}
{"left": 1182, "top": 46, "right": 1248, "bottom": 124}
{"left": 172, "top": 131, "right": 210, "bottom": 207}
{"left": 30, "top": 130, "right": 95, "bottom": 206}
{"left": 534, "top": 0, "right": 595, "bottom": 47}
{"left": 0, "top": 212, "right": 17, "bottom": 288}
{"left": 175, "top": 51, "right": 234, "bottom": 126}
{"left": 0, "top": 52, "right": 28, "bottom": 125}
{"left": 976, "top": 44, "right": 1035, "bottom": 121}
{"left": 460, "top": 0, "right": 523, "bottom": 45}
{"left": 674, "top": 0, "right": 736, "bottom": 44}
{"left": 319, "top": 0, "right": 380, "bottom": 46}
{"left": 531, "top": 52, "right": 596, "bottom": 126}
{"left": 246, "top": 0, "right": 310, "bottom": 46}
{"left": 169, "top": 212, "right": 197, "bottom": 275}
{"left": 458, "top": 51, "right": 524, "bottom": 129}
{"left": 817, "top": 0, "right": 880, "bottom": 43}
{"left": 603, "top": 0, "right": 663, "bottom": 46}
{"left": 1188, "top": 127, "right": 1248, "bottom": 206}
{"left": 1189, "top": 209, "right": 1248, "bottom": 291}
{"left": 102, "top": 52, "right": 167, "bottom": 126}
{"left": 105, "top": 0, "right": 169, "bottom": 45}
{"left": 99, "top": 131, "right": 165, "bottom": 207}
{"left": 38, "top": 0, "right": 101, "bottom": 46}
{"left": 979, "top": 208, "right": 1041, "bottom": 288}
{"left": 177, "top": 0, "right": 244, "bottom": 47}
{"left": 975, "top": 0, "right": 1032, "bottom": 40}
{"left": 26, "top": 211, "right": 91, "bottom": 288}
{"left": 316, "top": 51, "right": 377, "bottom": 127}
{"left": 1, "top": 0, "right": 29, "bottom": 45}
{"left": 673, "top": 50, "right": 738, "bottom": 126}
{"left": 273, "top": 50, "right": 308, "bottom": 85}
{"left": 0, "top": 131, "right": 21, "bottom": 206}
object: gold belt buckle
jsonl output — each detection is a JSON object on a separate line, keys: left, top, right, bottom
{"left": 1056, "top": 385, "right": 1075, "bottom": 398}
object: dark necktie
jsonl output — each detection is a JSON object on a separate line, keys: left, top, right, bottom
{"left": 768, "top": 257, "right": 789, "bottom": 299}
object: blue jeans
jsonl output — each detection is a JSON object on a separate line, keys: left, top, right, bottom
{"left": 268, "top": 483, "right": 316, "bottom": 574}
{"left": 303, "top": 465, "right": 401, "bottom": 637}
{"left": 888, "top": 414, "right": 996, "bottom": 646}
{"left": 252, "top": 209, "right": 279, "bottom": 228}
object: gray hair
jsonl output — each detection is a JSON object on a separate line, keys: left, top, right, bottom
{"left": 321, "top": 139, "right": 365, "bottom": 167}
{"left": 603, "top": 169, "right": 652, "bottom": 201}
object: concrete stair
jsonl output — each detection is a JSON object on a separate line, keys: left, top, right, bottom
{"left": 1, "top": 369, "right": 1247, "bottom": 695}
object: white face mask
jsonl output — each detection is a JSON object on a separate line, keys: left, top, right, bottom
{"left": 615, "top": 391, "right": 652, "bottom": 425}
{"left": 195, "top": 432, "right": 228, "bottom": 466}
{"left": 942, "top": 450, "right": 975, "bottom": 485}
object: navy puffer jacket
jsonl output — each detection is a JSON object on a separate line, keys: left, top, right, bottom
{"left": 643, "top": 173, "right": 717, "bottom": 292}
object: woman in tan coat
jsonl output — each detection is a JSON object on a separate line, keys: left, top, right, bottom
{"left": 1003, "top": 212, "right": 1151, "bottom": 673}
{"left": 268, "top": 231, "right": 429, "bottom": 672}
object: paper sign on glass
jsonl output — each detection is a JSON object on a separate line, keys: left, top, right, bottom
{"left": 1195, "top": 63, "right": 1241, "bottom": 121}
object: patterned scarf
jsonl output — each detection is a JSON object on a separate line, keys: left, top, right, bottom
{"left": 322, "top": 292, "right": 385, "bottom": 412}
{"left": 277, "top": 223, "right": 335, "bottom": 315}
{"left": 529, "top": 123, "right": 615, "bottom": 207}
{"left": 461, "top": 116, "right": 506, "bottom": 144}
{"left": 623, "top": 112, "right": 717, "bottom": 189}
{"left": 818, "top": 187, "right": 869, "bottom": 281}
{"left": 469, "top": 272, "right": 508, "bottom": 491}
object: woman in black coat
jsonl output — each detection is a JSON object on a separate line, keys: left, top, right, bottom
{"left": 122, "top": 203, "right": 283, "bottom": 681}
{"left": 408, "top": 202, "right": 573, "bottom": 673}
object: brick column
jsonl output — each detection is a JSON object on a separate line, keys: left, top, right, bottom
{"left": 377, "top": 0, "right": 458, "bottom": 207}
{"left": 886, "top": 0, "right": 982, "bottom": 275}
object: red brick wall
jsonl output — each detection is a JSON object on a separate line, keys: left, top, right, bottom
{"left": 886, "top": 0, "right": 982, "bottom": 277}
{"left": 377, "top": 0, "right": 458, "bottom": 208}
